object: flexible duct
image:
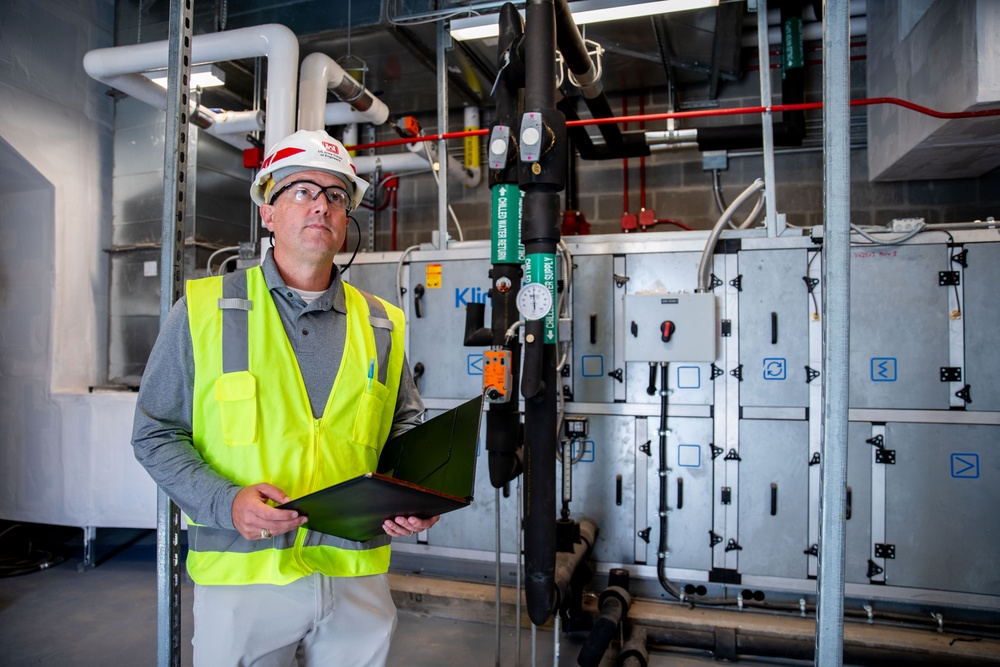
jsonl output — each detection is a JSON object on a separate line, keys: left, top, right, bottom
{"left": 83, "top": 24, "right": 298, "bottom": 151}
{"left": 298, "top": 52, "right": 389, "bottom": 130}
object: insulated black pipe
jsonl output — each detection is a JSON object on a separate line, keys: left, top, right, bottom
{"left": 617, "top": 626, "right": 648, "bottom": 667}
{"left": 577, "top": 586, "right": 633, "bottom": 667}
{"left": 553, "top": 519, "right": 597, "bottom": 610}
{"left": 521, "top": 0, "right": 564, "bottom": 627}
{"left": 486, "top": 3, "right": 525, "bottom": 490}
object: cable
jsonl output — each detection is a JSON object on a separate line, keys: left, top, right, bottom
{"left": 420, "top": 139, "right": 465, "bottom": 242}
{"left": 395, "top": 244, "right": 421, "bottom": 309}
{"left": 696, "top": 178, "right": 765, "bottom": 292}
{"left": 0, "top": 524, "right": 66, "bottom": 578}
{"left": 849, "top": 221, "right": 926, "bottom": 245}
{"left": 206, "top": 245, "right": 239, "bottom": 275}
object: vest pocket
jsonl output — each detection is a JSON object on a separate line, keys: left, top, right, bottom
{"left": 214, "top": 371, "right": 258, "bottom": 446}
{"left": 352, "top": 380, "right": 389, "bottom": 449}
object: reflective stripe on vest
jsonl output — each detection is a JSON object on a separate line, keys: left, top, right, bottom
{"left": 185, "top": 267, "right": 405, "bottom": 585}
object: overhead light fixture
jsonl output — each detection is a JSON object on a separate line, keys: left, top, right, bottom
{"left": 144, "top": 63, "right": 226, "bottom": 89}
{"left": 449, "top": 0, "right": 719, "bottom": 41}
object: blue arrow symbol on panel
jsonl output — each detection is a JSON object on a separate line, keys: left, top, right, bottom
{"left": 951, "top": 453, "right": 979, "bottom": 479}
{"left": 876, "top": 361, "right": 890, "bottom": 378}
{"left": 468, "top": 354, "right": 484, "bottom": 375}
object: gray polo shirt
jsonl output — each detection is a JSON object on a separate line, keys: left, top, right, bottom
{"left": 131, "top": 251, "right": 424, "bottom": 530}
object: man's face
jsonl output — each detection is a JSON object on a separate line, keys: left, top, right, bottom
{"left": 260, "top": 169, "right": 350, "bottom": 266}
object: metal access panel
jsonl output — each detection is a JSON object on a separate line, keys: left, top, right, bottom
{"left": 737, "top": 248, "right": 812, "bottom": 407}
{"left": 623, "top": 293, "right": 717, "bottom": 362}
{"left": 963, "top": 242, "right": 1000, "bottom": 412}
{"left": 654, "top": 416, "right": 715, "bottom": 572}
{"left": 343, "top": 262, "right": 402, "bottom": 312}
{"left": 737, "top": 419, "right": 809, "bottom": 579}
{"left": 883, "top": 422, "right": 1000, "bottom": 595}
{"left": 849, "top": 244, "right": 952, "bottom": 409}
{"left": 623, "top": 252, "right": 715, "bottom": 406}
{"left": 571, "top": 254, "right": 616, "bottom": 404}
{"left": 407, "top": 258, "right": 492, "bottom": 399}
{"left": 562, "top": 415, "right": 637, "bottom": 565}
{"left": 845, "top": 422, "right": 874, "bottom": 585}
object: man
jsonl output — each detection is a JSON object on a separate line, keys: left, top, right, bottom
{"left": 132, "top": 129, "right": 435, "bottom": 667}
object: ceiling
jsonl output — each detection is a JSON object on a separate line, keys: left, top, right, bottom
{"left": 115, "top": 0, "right": 775, "bottom": 121}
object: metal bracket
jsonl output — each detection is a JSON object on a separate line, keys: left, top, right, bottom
{"left": 639, "top": 440, "right": 652, "bottom": 457}
{"left": 730, "top": 365, "right": 743, "bottom": 381}
{"left": 613, "top": 274, "right": 630, "bottom": 288}
{"left": 709, "top": 531, "right": 723, "bottom": 547}
{"left": 724, "top": 449, "right": 741, "bottom": 462}
{"left": 950, "top": 248, "right": 968, "bottom": 268}
{"left": 874, "top": 543, "right": 896, "bottom": 559}
{"left": 710, "top": 444, "right": 724, "bottom": 460}
{"left": 809, "top": 452, "right": 821, "bottom": 466}
{"left": 940, "top": 367, "right": 962, "bottom": 382}
{"left": 608, "top": 368, "right": 624, "bottom": 383}
{"left": 866, "top": 434, "right": 884, "bottom": 449}
{"left": 729, "top": 275, "right": 743, "bottom": 291}
{"left": 710, "top": 364, "right": 725, "bottom": 380}
{"left": 875, "top": 449, "right": 896, "bottom": 465}
{"left": 720, "top": 320, "right": 732, "bottom": 337}
{"left": 867, "top": 559, "right": 884, "bottom": 579}
{"left": 725, "top": 538, "right": 743, "bottom": 552}
{"left": 955, "top": 384, "right": 972, "bottom": 404}
{"left": 805, "top": 366, "right": 821, "bottom": 383}
{"left": 710, "top": 274, "right": 723, "bottom": 290}
{"left": 803, "top": 543, "right": 819, "bottom": 557}
{"left": 938, "top": 271, "right": 960, "bottom": 286}
{"left": 721, "top": 487, "right": 732, "bottom": 505}
{"left": 638, "top": 527, "right": 651, "bottom": 543}
{"left": 802, "top": 276, "right": 819, "bottom": 293}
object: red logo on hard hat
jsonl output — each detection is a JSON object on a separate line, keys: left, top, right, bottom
{"left": 261, "top": 147, "right": 306, "bottom": 171}
{"left": 321, "top": 141, "right": 340, "bottom": 155}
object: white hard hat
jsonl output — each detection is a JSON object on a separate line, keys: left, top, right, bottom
{"left": 250, "top": 130, "right": 369, "bottom": 211}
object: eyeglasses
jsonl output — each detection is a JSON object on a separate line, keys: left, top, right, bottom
{"left": 269, "top": 180, "right": 351, "bottom": 210}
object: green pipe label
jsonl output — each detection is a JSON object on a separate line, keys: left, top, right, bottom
{"left": 782, "top": 17, "right": 803, "bottom": 77}
{"left": 492, "top": 184, "right": 524, "bottom": 264}
{"left": 525, "top": 252, "right": 558, "bottom": 344}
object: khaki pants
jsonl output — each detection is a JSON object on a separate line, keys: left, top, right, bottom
{"left": 192, "top": 572, "right": 397, "bottom": 667}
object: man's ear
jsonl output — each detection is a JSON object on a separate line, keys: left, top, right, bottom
{"left": 259, "top": 204, "right": 274, "bottom": 230}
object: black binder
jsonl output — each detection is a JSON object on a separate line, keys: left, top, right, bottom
{"left": 279, "top": 395, "right": 483, "bottom": 542}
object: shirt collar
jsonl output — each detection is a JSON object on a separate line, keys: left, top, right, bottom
{"left": 260, "top": 248, "right": 347, "bottom": 313}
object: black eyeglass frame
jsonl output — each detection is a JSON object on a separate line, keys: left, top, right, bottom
{"left": 268, "top": 179, "right": 351, "bottom": 209}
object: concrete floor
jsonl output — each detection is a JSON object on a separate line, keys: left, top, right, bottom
{"left": 0, "top": 522, "right": 808, "bottom": 666}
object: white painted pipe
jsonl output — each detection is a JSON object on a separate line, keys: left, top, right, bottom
{"left": 83, "top": 24, "right": 298, "bottom": 151}
{"left": 325, "top": 103, "right": 391, "bottom": 126}
{"left": 210, "top": 109, "right": 264, "bottom": 134}
{"left": 342, "top": 123, "right": 359, "bottom": 147}
{"left": 353, "top": 152, "right": 433, "bottom": 176}
{"left": 298, "top": 52, "right": 389, "bottom": 130}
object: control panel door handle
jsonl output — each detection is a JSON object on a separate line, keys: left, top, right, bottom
{"left": 770, "top": 482, "right": 778, "bottom": 516}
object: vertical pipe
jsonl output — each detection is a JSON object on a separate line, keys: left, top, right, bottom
{"left": 436, "top": 20, "right": 449, "bottom": 248}
{"left": 755, "top": 0, "right": 780, "bottom": 236}
{"left": 158, "top": 0, "right": 192, "bottom": 665}
{"left": 495, "top": 487, "right": 502, "bottom": 667}
{"left": 816, "top": 0, "right": 851, "bottom": 664}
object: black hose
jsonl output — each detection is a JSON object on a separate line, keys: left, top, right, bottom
{"left": 577, "top": 587, "right": 632, "bottom": 667}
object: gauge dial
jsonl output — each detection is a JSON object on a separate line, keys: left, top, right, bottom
{"left": 516, "top": 282, "right": 552, "bottom": 320}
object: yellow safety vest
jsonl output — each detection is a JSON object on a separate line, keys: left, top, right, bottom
{"left": 184, "top": 266, "right": 405, "bottom": 585}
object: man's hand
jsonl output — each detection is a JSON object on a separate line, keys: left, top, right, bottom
{"left": 382, "top": 515, "right": 440, "bottom": 538}
{"left": 232, "top": 483, "right": 308, "bottom": 541}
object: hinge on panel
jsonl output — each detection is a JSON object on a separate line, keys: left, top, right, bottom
{"left": 710, "top": 274, "right": 723, "bottom": 290}
{"left": 730, "top": 365, "right": 743, "bottom": 381}
{"left": 709, "top": 531, "right": 723, "bottom": 548}
{"left": 724, "top": 449, "right": 741, "bottom": 462}
{"left": 802, "top": 276, "right": 819, "bottom": 293}
{"left": 955, "top": 384, "right": 972, "bottom": 404}
{"left": 720, "top": 320, "right": 732, "bottom": 337}
{"left": 938, "top": 271, "right": 960, "bottom": 286}
{"left": 639, "top": 440, "right": 651, "bottom": 457}
{"left": 805, "top": 366, "right": 821, "bottom": 383}
{"left": 950, "top": 248, "right": 968, "bottom": 268}
{"left": 720, "top": 487, "right": 732, "bottom": 505}
{"left": 608, "top": 368, "right": 623, "bottom": 383}
{"left": 725, "top": 539, "right": 743, "bottom": 552}
{"left": 729, "top": 275, "right": 743, "bottom": 291}
{"left": 613, "top": 274, "right": 629, "bottom": 288}
{"left": 874, "top": 543, "right": 896, "bottom": 559}
{"left": 940, "top": 367, "right": 962, "bottom": 382}
{"left": 711, "top": 364, "right": 725, "bottom": 380}
{"left": 710, "top": 444, "right": 724, "bottom": 460}
{"left": 867, "top": 559, "right": 884, "bottom": 579}
{"left": 803, "top": 544, "right": 819, "bottom": 557}
{"left": 876, "top": 449, "right": 896, "bottom": 465}
{"left": 637, "top": 527, "right": 651, "bottom": 543}
{"left": 809, "top": 452, "right": 821, "bottom": 466}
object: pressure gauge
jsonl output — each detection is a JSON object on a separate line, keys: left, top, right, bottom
{"left": 516, "top": 282, "right": 552, "bottom": 320}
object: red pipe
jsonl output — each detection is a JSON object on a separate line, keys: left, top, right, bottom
{"left": 346, "top": 98, "right": 1000, "bottom": 151}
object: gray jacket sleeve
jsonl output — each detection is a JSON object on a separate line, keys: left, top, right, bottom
{"left": 130, "top": 297, "right": 241, "bottom": 530}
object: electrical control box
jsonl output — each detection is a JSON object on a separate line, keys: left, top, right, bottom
{"left": 483, "top": 347, "right": 512, "bottom": 403}
{"left": 623, "top": 293, "right": 717, "bottom": 362}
